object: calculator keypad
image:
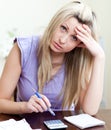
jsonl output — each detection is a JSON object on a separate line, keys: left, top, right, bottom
{"left": 44, "top": 120, "right": 68, "bottom": 129}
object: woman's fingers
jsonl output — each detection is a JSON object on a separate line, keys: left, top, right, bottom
{"left": 32, "top": 95, "right": 47, "bottom": 111}
{"left": 82, "top": 24, "right": 91, "bottom": 34}
{"left": 41, "top": 94, "right": 51, "bottom": 108}
{"left": 75, "top": 24, "right": 104, "bottom": 58}
{"left": 75, "top": 25, "right": 90, "bottom": 39}
{"left": 27, "top": 94, "right": 51, "bottom": 113}
{"left": 75, "top": 27, "right": 90, "bottom": 47}
{"left": 76, "top": 24, "right": 91, "bottom": 35}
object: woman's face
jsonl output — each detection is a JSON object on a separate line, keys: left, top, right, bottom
{"left": 50, "top": 17, "right": 82, "bottom": 54}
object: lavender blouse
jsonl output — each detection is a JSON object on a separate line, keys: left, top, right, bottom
{"left": 15, "top": 35, "right": 72, "bottom": 110}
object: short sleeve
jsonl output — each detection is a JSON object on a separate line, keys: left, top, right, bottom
{"left": 14, "top": 36, "right": 38, "bottom": 69}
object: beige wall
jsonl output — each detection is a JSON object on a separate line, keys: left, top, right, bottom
{"left": 85, "top": 0, "right": 111, "bottom": 108}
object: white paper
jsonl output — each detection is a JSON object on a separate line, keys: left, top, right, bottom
{"left": 64, "top": 113, "right": 105, "bottom": 129}
{"left": 0, "top": 119, "right": 32, "bottom": 130}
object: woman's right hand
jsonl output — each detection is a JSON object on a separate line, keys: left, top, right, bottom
{"left": 24, "top": 94, "right": 51, "bottom": 113}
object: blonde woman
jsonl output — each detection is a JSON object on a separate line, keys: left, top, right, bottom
{"left": 0, "top": 1, "right": 105, "bottom": 115}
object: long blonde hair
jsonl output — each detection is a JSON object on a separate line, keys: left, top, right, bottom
{"left": 37, "top": 0, "right": 98, "bottom": 108}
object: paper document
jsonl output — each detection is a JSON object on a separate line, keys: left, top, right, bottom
{"left": 0, "top": 119, "right": 32, "bottom": 130}
{"left": 64, "top": 113, "right": 105, "bottom": 129}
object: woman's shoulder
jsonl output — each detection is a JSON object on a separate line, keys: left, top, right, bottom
{"left": 15, "top": 35, "right": 40, "bottom": 55}
{"left": 15, "top": 35, "right": 40, "bottom": 48}
{"left": 14, "top": 35, "right": 40, "bottom": 68}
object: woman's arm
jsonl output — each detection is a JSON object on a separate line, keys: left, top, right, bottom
{"left": 80, "top": 55, "right": 105, "bottom": 115}
{"left": 0, "top": 43, "right": 24, "bottom": 114}
{"left": 0, "top": 43, "right": 51, "bottom": 114}
{"left": 76, "top": 24, "right": 105, "bottom": 115}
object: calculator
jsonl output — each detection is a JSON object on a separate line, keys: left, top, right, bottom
{"left": 44, "top": 119, "right": 68, "bottom": 129}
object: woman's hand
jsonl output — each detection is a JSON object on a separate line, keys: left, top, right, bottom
{"left": 75, "top": 24, "right": 105, "bottom": 59}
{"left": 24, "top": 94, "right": 51, "bottom": 113}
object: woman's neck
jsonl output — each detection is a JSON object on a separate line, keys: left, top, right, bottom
{"left": 50, "top": 51, "right": 64, "bottom": 78}
{"left": 51, "top": 51, "right": 64, "bottom": 67}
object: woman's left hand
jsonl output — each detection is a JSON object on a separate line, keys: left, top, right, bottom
{"left": 75, "top": 24, "right": 105, "bottom": 59}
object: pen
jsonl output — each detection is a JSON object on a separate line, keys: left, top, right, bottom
{"left": 32, "top": 88, "right": 55, "bottom": 116}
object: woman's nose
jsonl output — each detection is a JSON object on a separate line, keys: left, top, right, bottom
{"left": 59, "top": 35, "right": 68, "bottom": 44}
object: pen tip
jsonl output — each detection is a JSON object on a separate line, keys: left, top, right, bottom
{"left": 48, "top": 108, "right": 55, "bottom": 116}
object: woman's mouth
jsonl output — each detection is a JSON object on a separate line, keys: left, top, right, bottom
{"left": 53, "top": 42, "right": 62, "bottom": 50}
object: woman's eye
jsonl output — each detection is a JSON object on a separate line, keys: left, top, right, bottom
{"left": 60, "top": 25, "right": 67, "bottom": 31}
{"left": 72, "top": 35, "right": 77, "bottom": 41}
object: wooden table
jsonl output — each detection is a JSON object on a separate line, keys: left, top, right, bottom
{"left": 0, "top": 109, "right": 110, "bottom": 130}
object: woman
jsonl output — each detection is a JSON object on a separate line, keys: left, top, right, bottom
{"left": 0, "top": 1, "right": 105, "bottom": 115}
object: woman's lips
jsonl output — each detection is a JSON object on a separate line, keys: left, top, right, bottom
{"left": 53, "top": 42, "right": 62, "bottom": 50}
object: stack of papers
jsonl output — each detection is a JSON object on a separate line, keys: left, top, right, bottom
{"left": 0, "top": 119, "right": 32, "bottom": 130}
{"left": 64, "top": 113, "right": 105, "bottom": 129}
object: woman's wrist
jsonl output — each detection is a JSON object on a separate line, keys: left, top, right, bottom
{"left": 94, "top": 50, "right": 105, "bottom": 61}
{"left": 19, "top": 102, "right": 28, "bottom": 114}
